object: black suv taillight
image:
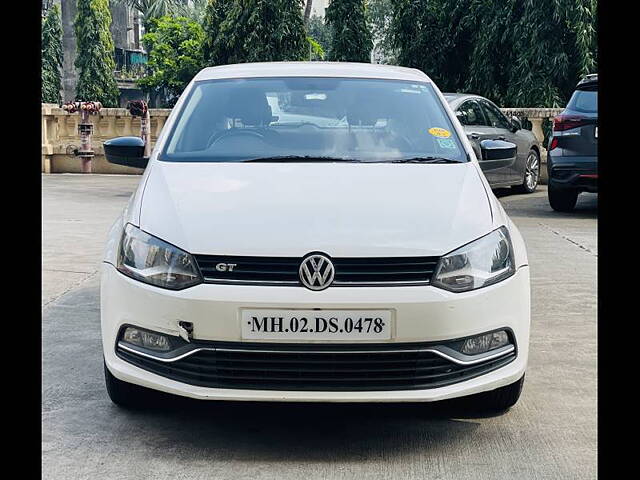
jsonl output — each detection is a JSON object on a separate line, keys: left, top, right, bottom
{"left": 552, "top": 114, "right": 590, "bottom": 132}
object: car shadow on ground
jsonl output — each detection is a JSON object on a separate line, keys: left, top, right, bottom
{"left": 107, "top": 394, "right": 507, "bottom": 462}
{"left": 494, "top": 187, "right": 597, "bottom": 220}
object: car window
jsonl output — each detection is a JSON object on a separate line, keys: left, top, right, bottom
{"left": 480, "top": 100, "right": 511, "bottom": 129}
{"left": 456, "top": 100, "right": 487, "bottom": 126}
{"left": 566, "top": 89, "right": 597, "bottom": 113}
{"left": 162, "top": 77, "right": 468, "bottom": 163}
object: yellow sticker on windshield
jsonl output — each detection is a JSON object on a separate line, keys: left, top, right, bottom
{"left": 428, "top": 127, "right": 451, "bottom": 138}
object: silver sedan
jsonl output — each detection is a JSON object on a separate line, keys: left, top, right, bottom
{"left": 444, "top": 93, "right": 541, "bottom": 193}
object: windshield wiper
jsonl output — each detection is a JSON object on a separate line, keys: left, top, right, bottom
{"left": 244, "top": 155, "right": 362, "bottom": 163}
{"left": 387, "top": 157, "right": 463, "bottom": 164}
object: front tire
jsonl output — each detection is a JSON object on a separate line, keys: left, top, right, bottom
{"left": 513, "top": 149, "right": 540, "bottom": 193}
{"left": 104, "top": 360, "right": 153, "bottom": 408}
{"left": 548, "top": 184, "right": 578, "bottom": 212}
{"left": 470, "top": 375, "right": 525, "bottom": 412}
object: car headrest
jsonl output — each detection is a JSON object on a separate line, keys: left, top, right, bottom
{"left": 346, "top": 92, "right": 380, "bottom": 126}
{"left": 224, "top": 89, "right": 273, "bottom": 126}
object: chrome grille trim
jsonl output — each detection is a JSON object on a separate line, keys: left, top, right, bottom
{"left": 194, "top": 254, "right": 440, "bottom": 287}
{"left": 117, "top": 341, "right": 514, "bottom": 366}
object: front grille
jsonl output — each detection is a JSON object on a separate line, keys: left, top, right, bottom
{"left": 193, "top": 255, "right": 440, "bottom": 286}
{"left": 117, "top": 342, "right": 515, "bottom": 391}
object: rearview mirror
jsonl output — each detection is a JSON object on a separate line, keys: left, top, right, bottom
{"left": 510, "top": 116, "right": 522, "bottom": 132}
{"left": 478, "top": 139, "right": 517, "bottom": 171}
{"left": 104, "top": 136, "right": 148, "bottom": 169}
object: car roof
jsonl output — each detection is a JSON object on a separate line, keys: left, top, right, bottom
{"left": 193, "top": 62, "right": 432, "bottom": 83}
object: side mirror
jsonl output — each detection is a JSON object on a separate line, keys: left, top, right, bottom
{"left": 478, "top": 139, "right": 517, "bottom": 171}
{"left": 510, "top": 116, "right": 522, "bottom": 132}
{"left": 104, "top": 136, "right": 148, "bottom": 169}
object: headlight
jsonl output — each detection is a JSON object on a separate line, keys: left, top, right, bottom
{"left": 432, "top": 226, "right": 515, "bottom": 292}
{"left": 117, "top": 224, "right": 202, "bottom": 290}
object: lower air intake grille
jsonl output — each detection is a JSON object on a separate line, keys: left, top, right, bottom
{"left": 117, "top": 342, "right": 515, "bottom": 391}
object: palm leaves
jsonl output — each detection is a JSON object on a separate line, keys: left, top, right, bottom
{"left": 113, "top": 0, "right": 208, "bottom": 23}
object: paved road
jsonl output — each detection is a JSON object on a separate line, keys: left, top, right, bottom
{"left": 42, "top": 174, "right": 597, "bottom": 480}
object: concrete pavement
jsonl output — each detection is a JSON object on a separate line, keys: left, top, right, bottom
{"left": 42, "top": 174, "right": 597, "bottom": 480}
{"left": 42, "top": 174, "right": 141, "bottom": 307}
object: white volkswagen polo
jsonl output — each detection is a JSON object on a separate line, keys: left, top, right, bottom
{"left": 101, "top": 62, "right": 530, "bottom": 411}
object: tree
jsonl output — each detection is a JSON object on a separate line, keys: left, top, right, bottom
{"left": 307, "top": 14, "right": 331, "bottom": 50}
{"left": 391, "top": 0, "right": 597, "bottom": 107}
{"left": 113, "top": 1, "right": 211, "bottom": 29}
{"left": 391, "top": 0, "right": 473, "bottom": 92}
{"left": 465, "top": 0, "right": 597, "bottom": 107}
{"left": 303, "top": 0, "right": 313, "bottom": 24}
{"left": 243, "top": 0, "right": 308, "bottom": 63}
{"left": 42, "top": 4, "right": 63, "bottom": 104}
{"left": 137, "top": 15, "right": 205, "bottom": 106}
{"left": 114, "top": 0, "right": 185, "bottom": 27}
{"left": 208, "top": 0, "right": 307, "bottom": 65}
{"left": 365, "top": 0, "right": 396, "bottom": 64}
{"left": 306, "top": 36, "right": 325, "bottom": 61}
{"left": 306, "top": 14, "right": 331, "bottom": 60}
{"left": 74, "top": 0, "right": 120, "bottom": 106}
{"left": 201, "top": 0, "right": 232, "bottom": 66}
{"left": 184, "top": 0, "right": 209, "bottom": 22}
{"left": 325, "top": 0, "right": 373, "bottom": 62}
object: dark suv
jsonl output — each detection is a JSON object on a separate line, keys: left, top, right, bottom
{"left": 547, "top": 74, "right": 598, "bottom": 211}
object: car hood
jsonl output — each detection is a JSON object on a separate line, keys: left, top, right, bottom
{"left": 138, "top": 161, "right": 493, "bottom": 257}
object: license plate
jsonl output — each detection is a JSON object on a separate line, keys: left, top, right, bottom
{"left": 241, "top": 309, "right": 393, "bottom": 341}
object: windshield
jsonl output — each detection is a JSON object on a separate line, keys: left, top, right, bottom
{"left": 161, "top": 77, "right": 467, "bottom": 163}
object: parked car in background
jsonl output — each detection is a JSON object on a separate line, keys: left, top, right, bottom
{"left": 444, "top": 93, "right": 541, "bottom": 193}
{"left": 547, "top": 74, "right": 598, "bottom": 211}
{"left": 101, "top": 62, "right": 530, "bottom": 412}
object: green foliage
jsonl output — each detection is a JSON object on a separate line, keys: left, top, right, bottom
{"left": 365, "top": 0, "right": 396, "bottom": 64}
{"left": 182, "top": 0, "right": 209, "bottom": 22}
{"left": 201, "top": 0, "right": 232, "bottom": 66}
{"left": 114, "top": 0, "right": 186, "bottom": 26}
{"left": 391, "top": 0, "right": 597, "bottom": 107}
{"left": 74, "top": 0, "right": 120, "bottom": 106}
{"left": 326, "top": 0, "right": 373, "bottom": 62}
{"left": 207, "top": 0, "right": 307, "bottom": 65}
{"left": 138, "top": 16, "right": 205, "bottom": 106}
{"left": 306, "top": 14, "right": 332, "bottom": 59}
{"left": 42, "top": 4, "right": 63, "bottom": 104}
{"left": 306, "top": 36, "right": 325, "bottom": 61}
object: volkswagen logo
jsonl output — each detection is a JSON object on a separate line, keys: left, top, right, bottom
{"left": 299, "top": 253, "right": 335, "bottom": 291}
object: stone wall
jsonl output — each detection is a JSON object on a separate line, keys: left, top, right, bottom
{"left": 41, "top": 104, "right": 171, "bottom": 174}
{"left": 42, "top": 104, "right": 562, "bottom": 175}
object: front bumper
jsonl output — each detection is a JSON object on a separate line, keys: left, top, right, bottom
{"left": 101, "top": 263, "right": 530, "bottom": 402}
